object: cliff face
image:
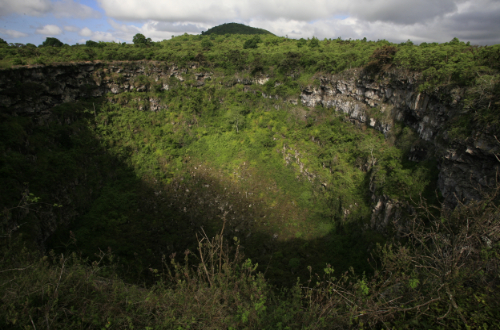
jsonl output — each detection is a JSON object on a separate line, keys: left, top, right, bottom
{"left": 299, "top": 70, "right": 499, "bottom": 209}
{"left": 1, "top": 61, "right": 498, "bottom": 231}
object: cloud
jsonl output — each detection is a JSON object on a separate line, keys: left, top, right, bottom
{"left": 64, "top": 25, "right": 79, "bottom": 32}
{"left": 247, "top": 0, "right": 500, "bottom": 45}
{"left": 349, "top": 0, "right": 464, "bottom": 25}
{"left": 1, "top": 0, "right": 497, "bottom": 46}
{"left": 0, "top": 28, "right": 29, "bottom": 38}
{"left": 89, "top": 31, "right": 116, "bottom": 42}
{"left": 96, "top": 0, "right": 468, "bottom": 24}
{"left": 77, "top": 27, "right": 118, "bottom": 42}
{"left": 79, "top": 27, "right": 93, "bottom": 37}
{"left": 107, "top": 19, "right": 206, "bottom": 42}
{"left": 0, "top": 0, "right": 52, "bottom": 17}
{"left": 52, "top": 0, "right": 101, "bottom": 19}
{"left": 35, "top": 24, "right": 62, "bottom": 35}
{"left": 0, "top": 0, "right": 101, "bottom": 19}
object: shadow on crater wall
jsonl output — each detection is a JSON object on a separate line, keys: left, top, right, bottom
{"left": 1, "top": 97, "right": 375, "bottom": 288}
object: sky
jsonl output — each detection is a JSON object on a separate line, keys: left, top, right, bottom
{"left": 0, "top": 0, "right": 499, "bottom": 45}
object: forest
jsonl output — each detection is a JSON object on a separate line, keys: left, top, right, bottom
{"left": 1, "top": 29, "right": 500, "bottom": 329}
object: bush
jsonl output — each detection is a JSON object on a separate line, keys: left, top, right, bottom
{"left": 11, "top": 57, "right": 25, "bottom": 65}
{"left": 243, "top": 36, "right": 262, "bottom": 49}
{"left": 366, "top": 45, "right": 398, "bottom": 73}
{"left": 309, "top": 37, "right": 320, "bottom": 48}
{"left": 297, "top": 38, "right": 307, "bottom": 48}
{"left": 201, "top": 39, "right": 213, "bottom": 49}
{"left": 2, "top": 188, "right": 499, "bottom": 329}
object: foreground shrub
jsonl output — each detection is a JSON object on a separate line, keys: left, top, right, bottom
{"left": 1, "top": 189, "right": 499, "bottom": 329}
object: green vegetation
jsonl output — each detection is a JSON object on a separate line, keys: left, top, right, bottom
{"left": 133, "top": 33, "right": 153, "bottom": 46}
{"left": 3, "top": 79, "right": 435, "bottom": 286}
{"left": 1, "top": 34, "right": 498, "bottom": 93}
{"left": 2, "top": 190, "right": 499, "bottom": 329}
{"left": 41, "top": 37, "right": 64, "bottom": 47}
{"left": 243, "top": 35, "right": 262, "bottom": 49}
{"left": 202, "top": 22, "right": 274, "bottom": 36}
{"left": 0, "top": 32, "right": 499, "bottom": 328}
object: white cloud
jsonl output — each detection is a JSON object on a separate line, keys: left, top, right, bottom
{"left": 97, "top": 0, "right": 468, "bottom": 24}
{"left": 64, "top": 25, "right": 79, "bottom": 32}
{"left": 89, "top": 31, "right": 116, "bottom": 42}
{"left": 0, "top": 0, "right": 52, "bottom": 17}
{"left": 251, "top": 1, "right": 500, "bottom": 45}
{"left": 107, "top": 19, "right": 204, "bottom": 42}
{"left": 36, "top": 24, "right": 62, "bottom": 35}
{"left": 0, "top": 0, "right": 498, "bottom": 46}
{"left": 0, "top": 28, "right": 29, "bottom": 38}
{"left": 77, "top": 27, "right": 118, "bottom": 42}
{"left": 100, "top": 3, "right": 499, "bottom": 45}
{"left": 92, "top": 0, "right": 500, "bottom": 44}
{"left": 0, "top": 0, "right": 100, "bottom": 19}
{"left": 79, "top": 27, "right": 93, "bottom": 37}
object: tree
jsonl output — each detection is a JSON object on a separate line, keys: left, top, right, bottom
{"left": 86, "top": 40, "right": 98, "bottom": 47}
{"left": 41, "top": 37, "right": 63, "bottom": 47}
{"left": 309, "top": 37, "right": 319, "bottom": 48}
{"left": 133, "top": 33, "right": 151, "bottom": 46}
{"left": 0, "top": 38, "right": 7, "bottom": 45}
{"left": 243, "top": 35, "right": 261, "bottom": 49}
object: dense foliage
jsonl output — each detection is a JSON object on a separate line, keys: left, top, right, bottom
{"left": 41, "top": 37, "right": 64, "bottom": 47}
{"left": 1, "top": 34, "right": 499, "bottom": 93}
{"left": 133, "top": 33, "right": 152, "bottom": 46}
{"left": 2, "top": 76, "right": 437, "bottom": 286}
{"left": 1, "top": 191, "right": 499, "bottom": 329}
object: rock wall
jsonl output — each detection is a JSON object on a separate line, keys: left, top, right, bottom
{"left": 299, "top": 70, "right": 499, "bottom": 210}
{"left": 0, "top": 61, "right": 197, "bottom": 116}
{"left": 1, "top": 61, "right": 498, "bottom": 213}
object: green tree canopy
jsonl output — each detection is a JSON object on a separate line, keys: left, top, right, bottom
{"left": 86, "top": 40, "right": 99, "bottom": 47}
{"left": 0, "top": 38, "right": 7, "bottom": 45}
{"left": 133, "top": 33, "right": 152, "bottom": 46}
{"left": 86, "top": 40, "right": 106, "bottom": 48}
{"left": 41, "top": 37, "right": 63, "bottom": 47}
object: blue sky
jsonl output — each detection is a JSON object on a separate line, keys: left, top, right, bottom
{"left": 1, "top": 0, "right": 499, "bottom": 45}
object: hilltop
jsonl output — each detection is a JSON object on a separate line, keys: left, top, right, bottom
{"left": 201, "top": 22, "right": 274, "bottom": 35}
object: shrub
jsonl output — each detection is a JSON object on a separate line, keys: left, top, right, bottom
{"left": 201, "top": 39, "right": 213, "bottom": 49}
{"left": 243, "top": 36, "right": 262, "bottom": 49}
{"left": 365, "top": 45, "right": 398, "bottom": 73}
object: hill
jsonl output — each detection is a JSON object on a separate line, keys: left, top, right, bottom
{"left": 201, "top": 22, "right": 274, "bottom": 35}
